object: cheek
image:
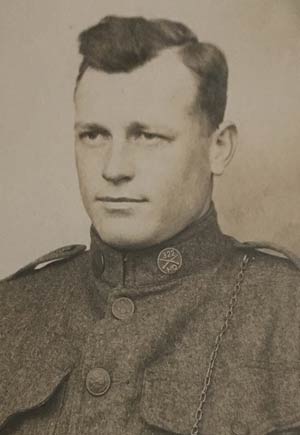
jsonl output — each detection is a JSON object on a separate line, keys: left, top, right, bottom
{"left": 184, "top": 140, "right": 211, "bottom": 188}
{"left": 152, "top": 146, "right": 211, "bottom": 217}
{"left": 75, "top": 147, "right": 101, "bottom": 196}
{"left": 141, "top": 142, "right": 208, "bottom": 196}
{"left": 138, "top": 151, "right": 182, "bottom": 196}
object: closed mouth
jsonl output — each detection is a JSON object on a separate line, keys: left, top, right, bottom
{"left": 97, "top": 196, "right": 147, "bottom": 203}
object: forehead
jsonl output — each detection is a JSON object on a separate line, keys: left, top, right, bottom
{"left": 75, "top": 48, "right": 199, "bottom": 127}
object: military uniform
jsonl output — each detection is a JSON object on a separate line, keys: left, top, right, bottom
{"left": 1, "top": 205, "right": 299, "bottom": 435}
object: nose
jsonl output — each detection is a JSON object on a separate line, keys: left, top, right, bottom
{"left": 102, "top": 140, "right": 134, "bottom": 184}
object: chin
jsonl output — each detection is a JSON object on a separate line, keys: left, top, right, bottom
{"left": 94, "top": 220, "right": 156, "bottom": 250}
{"left": 100, "top": 232, "right": 151, "bottom": 250}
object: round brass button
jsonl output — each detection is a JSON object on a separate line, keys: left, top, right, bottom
{"left": 157, "top": 247, "right": 183, "bottom": 274}
{"left": 112, "top": 297, "right": 135, "bottom": 320}
{"left": 86, "top": 368, "right": 111, "bottom": 396}
{"left": 231, "top": 420, "right": 249, "bottom": 435}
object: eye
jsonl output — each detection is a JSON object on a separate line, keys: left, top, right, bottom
{"left": 79, "top": 131, "right": 99, "bottom": 140}
{"left": 134, "top": 131, "right": 170, "bottom": 144}
{"left": 78, "top": 130, "right": 110, "bottom": 146}
{"left": 141, "top": 132, "right": 160, "bottom": 140}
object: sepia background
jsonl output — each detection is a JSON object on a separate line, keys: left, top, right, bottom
{"left": 0, "top": 0, "right": 299, "bottom": 279}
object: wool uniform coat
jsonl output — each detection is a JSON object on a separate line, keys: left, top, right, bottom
{"left": 1, "top": 206, "right": 300, "bottom": 435}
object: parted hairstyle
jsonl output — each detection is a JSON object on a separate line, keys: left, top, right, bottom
{"left": 76, "top": 15, "right": 228, "bottom": 131}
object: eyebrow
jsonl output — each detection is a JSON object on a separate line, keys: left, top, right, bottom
{"left": 75, "top": 121, "right": 151, "bottom": 133}
{"left": 126, "top": 122, "right": 151, "bottom": 137}
{"left": 74, "top": 122, "right": 111, "bottom": 137}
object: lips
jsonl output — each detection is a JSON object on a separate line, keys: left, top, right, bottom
{"left": 97, "top": 196, "right": 147, "bottom": 203}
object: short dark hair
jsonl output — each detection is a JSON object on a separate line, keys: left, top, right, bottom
{"left": 76, "top": 15, "right": 228, "bottom": 131}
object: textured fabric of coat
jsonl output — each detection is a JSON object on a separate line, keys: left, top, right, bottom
{"left": 1, "top": 206, "right": 299, "bottom": 435}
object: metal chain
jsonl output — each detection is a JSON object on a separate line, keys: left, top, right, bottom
{"left": 191, "top": 253, "right": 254, "bottom": 435}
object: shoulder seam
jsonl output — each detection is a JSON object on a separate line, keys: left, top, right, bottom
{"left": 3, "top": 244, "right": 87, "bottom": 282}
{"left": 228, "top": 237, "right": 300, "bottom": 271}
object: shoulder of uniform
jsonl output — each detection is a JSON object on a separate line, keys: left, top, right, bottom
{"left": 227, "top": 236, "right": 300, "bottom": 272}
{"left": 2, "top": 244, "right": 87, "bottom": 282}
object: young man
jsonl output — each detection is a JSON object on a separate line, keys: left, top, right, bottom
{"left": 1, "top": 16, "right": 299, "bottom": 435}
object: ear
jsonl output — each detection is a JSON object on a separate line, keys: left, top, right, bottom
{"left": 209, "top": 121, "right": 238, "bottom": 176}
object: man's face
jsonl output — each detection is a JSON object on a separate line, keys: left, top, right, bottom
{"left": 74, "top": 49, "right": 214, "bottom": 249}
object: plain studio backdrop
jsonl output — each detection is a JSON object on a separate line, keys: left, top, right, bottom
{"left": 0, "top": 0, "right": 299, "bottom": 279}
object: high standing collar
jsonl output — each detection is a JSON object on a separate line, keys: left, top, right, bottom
{"left": 90, "top": 203, "right": 228, "bottom": 289}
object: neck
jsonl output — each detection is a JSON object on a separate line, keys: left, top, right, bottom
{"left": 90, "top": 203, "right": 228, "bottom": 289}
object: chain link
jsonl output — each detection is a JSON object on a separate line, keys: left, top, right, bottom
{"left": 191, "top": 254, "right": 254, "bottom": 435}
